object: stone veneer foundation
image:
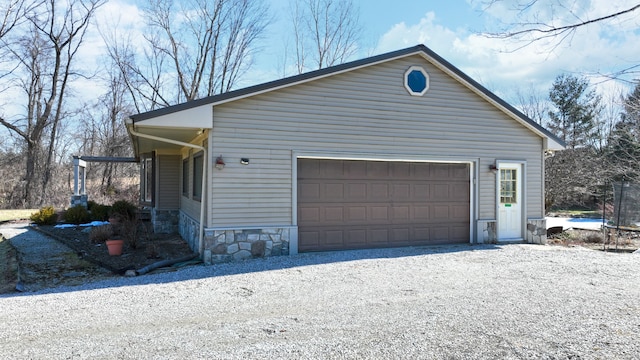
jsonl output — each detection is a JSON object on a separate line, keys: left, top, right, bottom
{"left": 526, "top": 218, "right": 547, "bottom": 244}
{"left": 178, "top": 212, "right": 293, "bottom": 264}
{"left": 151, "top": 209, "right": 179, "bottom": 234}
{"left": 478, "top": 220, "right": 497, "bottom": 243}
{"left": 179, "top": 212, "right": 200, "bottom": 252}
{"left": 202, "top": 227, "right": 291, "bottom": 264}
{"left": 478, "top": 219, "right": 546, "bottom": 244}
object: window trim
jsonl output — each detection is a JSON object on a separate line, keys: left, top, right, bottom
{"left": 140, "top": 153, "right": 155, "bottom": 206}
{"left": 404, "top": 65, "right": 430, "bottom": 96}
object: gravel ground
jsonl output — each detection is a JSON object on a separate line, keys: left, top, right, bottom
{"left": 0, "top": 242, "right": 639, "bottom": 359}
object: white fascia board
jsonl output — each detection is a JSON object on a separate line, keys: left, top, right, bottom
{"left": 134, "top": 103, "right": 213, "bottom": 129}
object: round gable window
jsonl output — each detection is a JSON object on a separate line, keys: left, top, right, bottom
{"left": 404, "top": 66, "right": 429, "bottom": 96}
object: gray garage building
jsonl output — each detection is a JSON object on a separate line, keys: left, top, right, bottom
{"left": 125, "top": 44, "right": 564, "bottom": 263}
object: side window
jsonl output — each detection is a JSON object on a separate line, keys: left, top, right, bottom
{"left": 141, "top": 155, "right": 154, "bottom": 204}
{"left": 182, "top": 158, "right": 189, "bottom": 196}
{"left": 192, "top": 152, "right": 203, "bottom": 201}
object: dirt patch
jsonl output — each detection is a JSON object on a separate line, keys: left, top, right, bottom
{"left": 35, "top": 224, "right": 198, "bottom": 275}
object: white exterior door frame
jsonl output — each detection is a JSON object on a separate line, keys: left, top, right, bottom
{"left": 496, "top": 161, "right": 525, "bottom": 241}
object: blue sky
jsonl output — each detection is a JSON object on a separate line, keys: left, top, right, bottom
{"left": 84, "top": 0, "right": 640, "bottom": 109}
{"left": 250, "top": 0, "right": 638, "bottom": 106}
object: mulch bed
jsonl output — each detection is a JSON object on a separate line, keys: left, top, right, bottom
{"left": 35, "top": 224, "right": 198, "bottom": 274}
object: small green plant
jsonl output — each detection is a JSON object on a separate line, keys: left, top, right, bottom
{"left": 89, "top": 225, "right": 114, "bottom": 243}
{"left": 30, "top": 206, "right": 58, "bottom": 225}
{"left": 64, "top": 205, "right": 91, "bottom": 225}
{"left": 110, "top": 200, "right": 137, "bottom": 221}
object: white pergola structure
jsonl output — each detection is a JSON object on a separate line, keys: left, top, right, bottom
{"left": 71, "top": 155, "right": 137, "bottom": 207}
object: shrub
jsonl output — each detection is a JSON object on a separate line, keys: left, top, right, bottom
{"left": 90, "top": 204, "right": 111, "bottom": 222}
{"left": 87, "top": 200, "right": 98, "bottom": 211}
{"left": 30, "top": 206, "right": 58, "bottom": 225}
{"left": 89, "top": 225, "right": 114, "bottom": 243}
{"left": 585, "top": 233, "right": 604, "bottom": 243}
{"left": 64, "top": 205, "right": 91, "bottom": 225}
{"left": 110, "top": 200, "right": 137, "bottom": 221}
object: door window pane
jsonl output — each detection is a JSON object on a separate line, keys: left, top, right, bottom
{"left": 500, "top": 169, "right": 517, "bottom": 203}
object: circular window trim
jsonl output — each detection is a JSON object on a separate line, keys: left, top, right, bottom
{"left": 404, "top": 66, "right": 430, "bottom": 96}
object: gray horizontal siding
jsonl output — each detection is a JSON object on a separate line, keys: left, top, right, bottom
{"left": 210, "top": 54, "right": 544, "bottom": 226}
{"left": 156, "top": 155, "right": 180, "bottom": 210}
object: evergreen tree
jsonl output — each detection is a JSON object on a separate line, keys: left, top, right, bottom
{"left": 547, "top": 74, "right": 601, "bottom": 149}
{"left": 607, "top": 82, "right": 640, "bottom": 180}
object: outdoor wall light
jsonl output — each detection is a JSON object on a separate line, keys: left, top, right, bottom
{"left": 489, "top": 163, "right": 498, "bottom": 172}
{"left": 240, "top": 158, "right": 250, "bottom": 165}
{"left": 215, "top": 155, "right": 225, "bottom": 170}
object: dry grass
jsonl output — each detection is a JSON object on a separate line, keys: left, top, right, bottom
{"left": 548, "top": 228, "right": 638, "bottom": 250}
{"left": 0, "top": 209, "right": 39, "bottom": 222}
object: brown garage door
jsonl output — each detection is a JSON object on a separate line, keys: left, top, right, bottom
{"left": 297, "top": 159, "right": 470, "bottom": 252}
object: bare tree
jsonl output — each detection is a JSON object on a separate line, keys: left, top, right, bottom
{"left": 105, "top": 0, "right": 269, "bottom": 111}
{"left": 0, "top": 0, "right": 105, "bottom": 207}
{"left": 289, "top": 0, "right": 362, "bottom": 73}
{"left": 478, "top": 1, "right": 640, "bottom": 79}
{"left": 0, "top": 0, "right": 46, "bottom": 45}
{"left": 514, "top": 84, "right": 549, "bottom": 125}
{"left": 481, "top": 1, "right": 640, "bottom": 43}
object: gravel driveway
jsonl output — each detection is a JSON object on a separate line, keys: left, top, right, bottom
{"left": 1, "top": 243, "right": 638, "bottom": 359}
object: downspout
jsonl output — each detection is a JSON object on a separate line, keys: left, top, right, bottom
{"left": 126, "top": 122, "right": 208, "bottom": 258}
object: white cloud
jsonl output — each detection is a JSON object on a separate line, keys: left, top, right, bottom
{"left": 374, "top": 4, "right": 637, "bottom": 104}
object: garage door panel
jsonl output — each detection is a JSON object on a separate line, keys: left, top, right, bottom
{"left": 430, "top": 227, "right": 450, "bottom": 241}
{"left": 346, "top": 206, "right": 367, "bottom": 222}
{"left": 299, "top": 207, "right": 320, "bottom": 223}
{"left": 298, "top": 159, "right": 470, "bottom": 252}
{"left": 413, "top": 184, "right": 430, "bottom": 199}
{"left": 299, "top": 231, "right": 319, "bottom": 249}
{"left": 369, "top": 228, "right": 389, "bottom": 244}
{"left": 299, "top": 183, "right": 321, "bottom": 200}
{"left": 432, "top": 164, "right": 450, "bottom": 178}
{"left": 392, "top": 228, "right": 410, "bottom": 242}
{"left": 432, "top": 205, "right": 450, "bottom": 219}
{"left": 367, "top": 161, "right": 390, "bottom": 178}
{"left": 371, "top": 183, "right": 390, "bottom": 200}
{"left": 393, "top": 184, "right": 411, "bottom": 199}
{"left": 346, "top": 229, "right": 367, "bottom": 245}
{"left": 412, "top": 163, "right": 431, "bottom": 178}
{"left": 324, "top": 230, "right": 344, "bottom": 246}
{"left": 452, "top": 205, "right": 470, "bottom": 220}
{"left": 414, "top": 227, "right": 431, "bottom": 241}
{"left": 392, "top": 162, "right": 411, "bottom": 178}
{"left": 413, "top": 205, "right": 430, "bottom": 220}
{"left": 344, "top": 161, "right": 366, "bottom": 178}
{"left": 431, "top": 184, "right": 452, "bottom": 200}
{"left": 347, "top": 183, "right": 367, "bottom": 200}
{"left": 391, "top": 206, "right": 410, "bottom": 222}
{"left": 324, "top": 183, "right": 345, "bottom": 199}
{"left": 451, "top": 163, "right": 469, "bottom": 178}
{"left": 450, "top": 226, "right": 471, "bottom": 241}
{"left": 324, "top": 207, "right": 344, "bottom": 222}
{"left": 370, "top": 206, "right": 389, "bottom": 221}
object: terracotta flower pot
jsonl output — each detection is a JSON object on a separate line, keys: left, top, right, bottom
{"left": 105, "top": 239, "right": 124, "bottom": 256}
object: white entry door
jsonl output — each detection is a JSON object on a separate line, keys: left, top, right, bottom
{"left": 497, "top": 162, "right": 523, "bottom": 240}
